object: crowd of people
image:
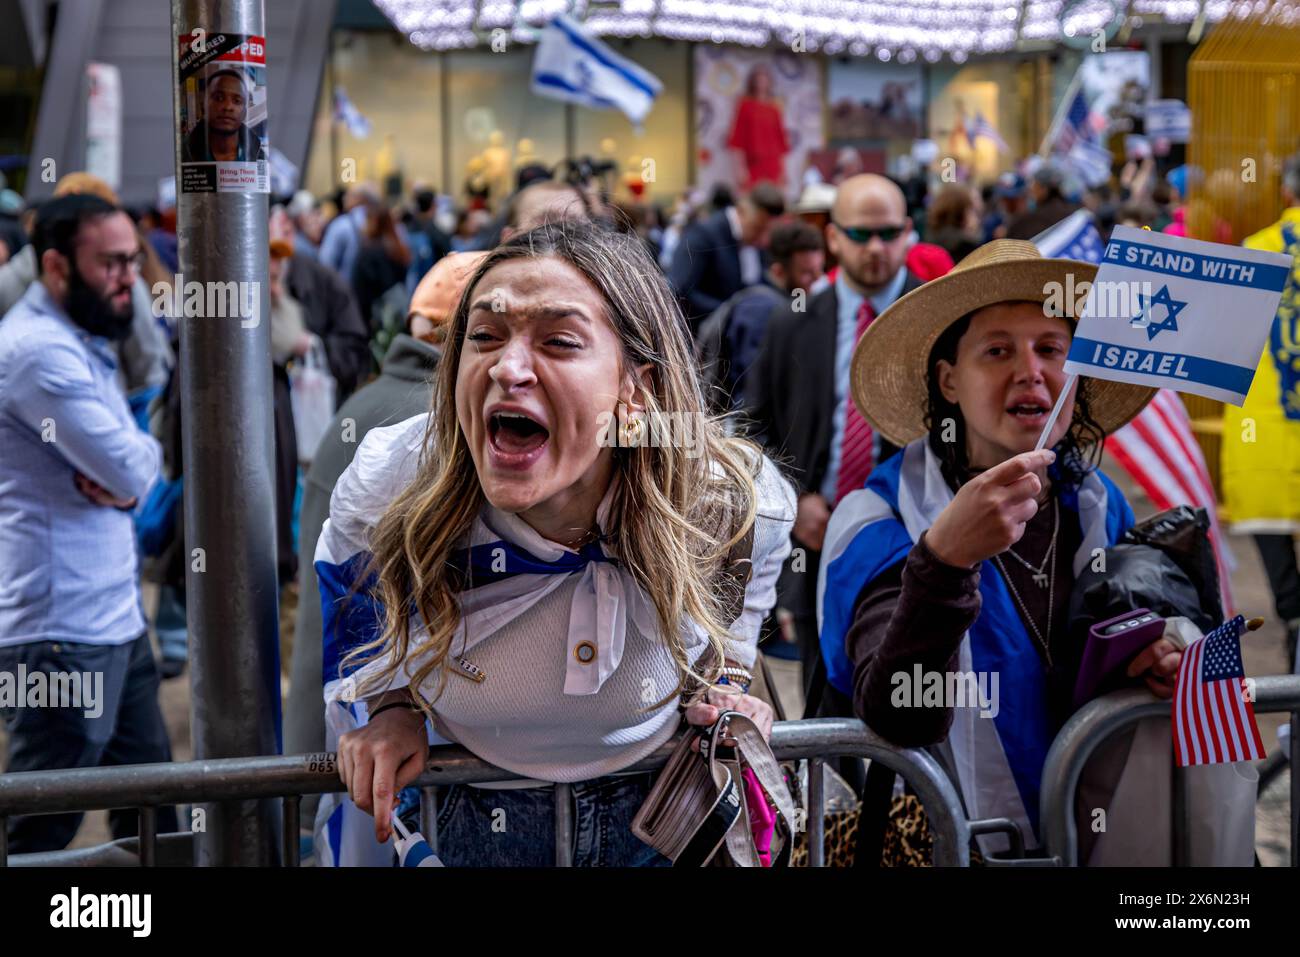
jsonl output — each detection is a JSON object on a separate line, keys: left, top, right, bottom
{"left": 1, "top": 140, "right": 1298, "bottom": 867}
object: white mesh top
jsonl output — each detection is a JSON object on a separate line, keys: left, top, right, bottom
{"left": 317, "top": 413, "right": 796, "bottom": 783}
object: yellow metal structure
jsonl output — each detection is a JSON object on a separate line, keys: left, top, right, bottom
{"left": 1185, "top": 0, "right": 1300, "bottom": 500}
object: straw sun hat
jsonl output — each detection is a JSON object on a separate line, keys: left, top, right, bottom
{"left": 850, "top": 239, "right": 1156, "bottom": 446}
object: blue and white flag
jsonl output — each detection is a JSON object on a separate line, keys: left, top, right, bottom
{"left": 1033, "top": 209, "right": 1104, "bottom": 264}
{"left": 1063, "top": 225, "right": 1293, "bottom": 405}
{"left": 530, "top": 15, "right": 662, "bottom": 125}
{"left": 333, "top": 87, "right": 372, "bottom": 139}
{"left": 392, "top": 814, "right": 445, "bottom": 867}
{"left": 267, "top": 146, "right": 299, "bottom": 196}
{"left": 1062, "top": 137, "right": 1113, "bottom": 188}
{"left": 1146, "top": 99, "right": 1191, "bottom": 143}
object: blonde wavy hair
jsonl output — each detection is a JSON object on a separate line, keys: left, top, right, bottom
{"left": 346, "top": 221, "right": 763, "bottom": 715}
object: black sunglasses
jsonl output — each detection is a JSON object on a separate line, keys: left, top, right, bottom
{"left": 833, "top": 222, "right": 906, "bottom": 244}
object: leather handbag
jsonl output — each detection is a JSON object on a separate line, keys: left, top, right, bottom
{"left": 630, "top": 710, "right": 797, "bottom": 866}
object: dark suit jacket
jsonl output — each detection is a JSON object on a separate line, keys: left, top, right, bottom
{"left": 748, "top": 270, "right": 924, "bottom": 496}
{"left": 669, "top": 210, "right": 744, "bottom": 329}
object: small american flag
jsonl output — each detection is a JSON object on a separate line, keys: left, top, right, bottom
{"left": 967, "top": 111, "right": 1009, "bottom": 153}
{"left": 1033, "top": 209, "right": 1104, "bottom": 263}
{"left": 1173, "top": 615, "right": 1266, "bottom": 767}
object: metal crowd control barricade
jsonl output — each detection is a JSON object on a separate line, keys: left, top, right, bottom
{"left": 1039, "top": 674, "right": 1300, "bottom": 867}
{"left": 0, "top": 718, "right": 974, "bottom": 867}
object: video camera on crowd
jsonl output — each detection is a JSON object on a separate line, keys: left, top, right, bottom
{"left": 563, "top": 155, "right": 616, "bottom": 189}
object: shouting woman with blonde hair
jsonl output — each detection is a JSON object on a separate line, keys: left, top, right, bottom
{"left": 314, "top": 221, "right": 795, "bottom": 866}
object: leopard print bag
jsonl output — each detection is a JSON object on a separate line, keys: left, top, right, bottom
{"left": 788, "top": 762, "right": 863, "bottom": 867}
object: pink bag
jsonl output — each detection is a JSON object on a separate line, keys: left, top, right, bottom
{"left": 742, "top": 767, "right": 777, "bottom": 867}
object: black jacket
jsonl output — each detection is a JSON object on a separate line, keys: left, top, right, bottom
{"left": 748, "top": 271, "right": 924, "bottom": 496}
{"left": 669, "top": 210, "right": 747, "bottom": 329}
{"left": 285, "top": 253, "right": 370, "bottom": 401}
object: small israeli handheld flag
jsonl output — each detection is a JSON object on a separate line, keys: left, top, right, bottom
{"left": 1062, "top": 225, "right": 1292, "bottom": 405}
{"left": 392, "top": 812, "right": 444, "bottom": 868}
{"left": 530, "top": 15, "right": 662, "bottom": 126}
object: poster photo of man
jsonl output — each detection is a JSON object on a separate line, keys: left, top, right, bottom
{"left": 182, "top": 67, "right": 265, "bottom": 164}
{"left": 177, "top": 33, "right": 269, "bottom": 193}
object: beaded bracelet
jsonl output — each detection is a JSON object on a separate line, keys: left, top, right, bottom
{"left": 716, "top": 668, "right": 753, "bottom": 695}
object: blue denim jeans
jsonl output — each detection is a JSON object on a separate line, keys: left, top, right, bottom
{"left": 402, "top": 770, "right": 671, "bottom": 867}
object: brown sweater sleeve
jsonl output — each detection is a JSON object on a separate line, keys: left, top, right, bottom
{"left": 846, "top": 530, "right": 983, "bottom": 747}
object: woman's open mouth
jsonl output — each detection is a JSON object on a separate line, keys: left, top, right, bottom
{"left": 1006, "top": 400, "right": 1050, "bottom": 426}
{"left": 487, "top": 410, "right": 550, "bottom": 470}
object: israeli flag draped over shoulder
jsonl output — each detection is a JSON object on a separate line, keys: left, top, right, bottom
{"left": 311, "top": 417, "right": 425, "bottom": 868}
{"left": 815, "top": 440, "right": 1133, "bottom": 846}
{"left": 309, "top": 414, "right": 678, "bottom": 866}
{"left": 530, "top": 15, "right": 662, "bottom": 126}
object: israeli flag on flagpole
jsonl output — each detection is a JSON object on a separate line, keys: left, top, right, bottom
{"left": 530, "top": 15, "right": 662, "bottom": 126}
{"left": 333, "top": 87, "right": 372, "bottom": 139}
{"left": 1060, "top": 137, "right": 1113, "bottom": 188}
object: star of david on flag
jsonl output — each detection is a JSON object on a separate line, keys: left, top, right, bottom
{"left": 1133, "top": 284, "right": 1188, "bottom": 341}
{"left": 530, "top": 15, "right": 663, "bottom": 125}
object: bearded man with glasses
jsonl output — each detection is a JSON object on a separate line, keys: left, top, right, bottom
{"left": 0, "top": 194, "right": 177, "bottom": 852}
{"left": 748, "top": 173, "right": 925, "bottom": 722}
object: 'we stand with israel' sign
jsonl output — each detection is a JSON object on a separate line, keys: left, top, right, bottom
{"left": 1063, "top": 225, "right": 1292, "bottom": 405}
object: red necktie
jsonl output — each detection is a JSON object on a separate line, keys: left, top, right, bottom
{"left": 834, "top": 300, "right": 876, "bottom": 505}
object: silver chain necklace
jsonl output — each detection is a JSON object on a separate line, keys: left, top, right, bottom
{"left": 1000, "top": 499, "right": 1059, "bottom": 588}
{"left": 991, "top": 499, "right": 1059, "bottom": 666}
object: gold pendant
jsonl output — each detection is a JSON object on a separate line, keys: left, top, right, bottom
{"left": 452, "top": 656, "right": 486, "bottom": 683}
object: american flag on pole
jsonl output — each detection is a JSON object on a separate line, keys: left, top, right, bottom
{"left": 1053, "top": 90, "right": 1091, "bottom": 153}
{"left": 967, "top": 111, "right": 1009, "bottom": 153}
{"left": 1173, "top": 615, "right": 1266, "bottom": 767}
{"left": 1048, "top": 89, "right": 1112, "bottom": 187}
{"left": 1033, "top": 215, "right": 1235, "bottom": 615}
{"left": 1034, "top": 209, "right": 1105, "bottom": 262}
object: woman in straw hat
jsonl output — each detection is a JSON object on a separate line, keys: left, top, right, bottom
{"left": 315, "top": 221, "right": 795, "bottom": 866}
{"left": 817, "top": 239, "right": 1179, "bottom": 863}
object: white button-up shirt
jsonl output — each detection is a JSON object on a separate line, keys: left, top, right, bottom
{"left": 820, "top": 267, "right": 908, "bottom": 502}
{"left": 726, "top": 205, "right": 764, "bottom": 287}
{"left": 0, "top": 283, "right": 161, "bottom": 647}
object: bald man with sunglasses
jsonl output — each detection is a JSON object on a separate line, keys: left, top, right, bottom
{"left": 747, "top": 174, "right": 924, "bottom": 714}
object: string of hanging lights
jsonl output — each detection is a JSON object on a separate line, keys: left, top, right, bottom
{"left": 374, "top": 0, "right": 1237, "bottom": 56}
